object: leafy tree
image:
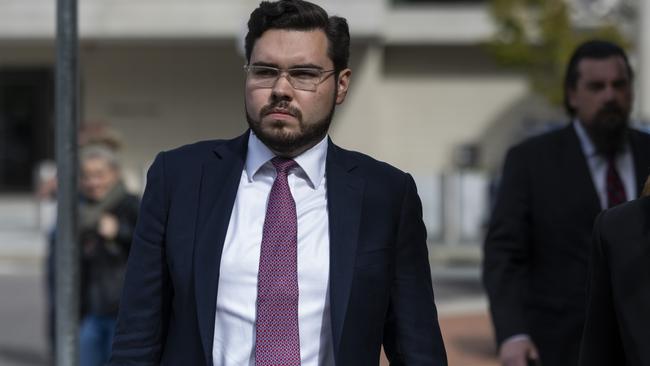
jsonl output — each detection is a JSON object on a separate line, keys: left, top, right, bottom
{"left": 487, "top": 0, "right": 628, "bottom": 107}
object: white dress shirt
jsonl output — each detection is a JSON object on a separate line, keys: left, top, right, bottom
{"left": 573, "top": 120, "right": 636, "bottom": 209}
{"left": 212, "top": 132, "right": 334, "bottom": 366}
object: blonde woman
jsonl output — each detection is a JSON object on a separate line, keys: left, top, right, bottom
{"left": 77, "top": 146, "right": 139, "bottom": 366}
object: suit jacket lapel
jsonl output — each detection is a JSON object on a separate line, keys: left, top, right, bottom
{"left": 563, "top": 125, "right": 602, "bottom": 213}
{"left": 194, "top": 132, "right": 249, "bottom": 365}
{"left": 325, "top": 141, "right": 365, "bottom": 357}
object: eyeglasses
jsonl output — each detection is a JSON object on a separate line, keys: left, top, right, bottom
{"left": 244, "top": 65, "right": 336, "bottom": 92}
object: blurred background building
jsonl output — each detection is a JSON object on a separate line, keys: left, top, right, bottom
{"left": 0, "top": 0, "right": 648, "bottom": 364}
{"left": 1, "top": 0, "right": 648, "bottom": 249}
{"left": 1, "top": 0, "right": 648, "bottom": 251}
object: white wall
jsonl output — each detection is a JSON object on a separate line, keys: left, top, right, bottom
{"left": 0, "top": 0, "right": 489, "bottom": 44}
{"left": 1, "top": 42, "right": 529, "bottom": 190}
{"left": 80, "top": 42, "right": 247, "bottom": 188}
{"left": 640, "top": 0, "right": 650, "bottom": 122}
{"left": 331, "top": 44, "right": 528, "bottom": 174}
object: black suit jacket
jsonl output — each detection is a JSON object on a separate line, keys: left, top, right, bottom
{"left": 109, "top": 131, "right": 447, "bottom": 365}
{"left": 579, "top": 196, "right": 650, "bottom": 366}
{"left": 482, "top": 125, "right": 650, "bottom": 366}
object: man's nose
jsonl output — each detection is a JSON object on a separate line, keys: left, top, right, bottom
{"left": 602, "top": 85, "right": 617, "bottom": 101}
{"left": 271, "top": 72, "right": 294, "bottom": 100}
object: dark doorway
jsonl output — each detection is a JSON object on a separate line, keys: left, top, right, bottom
{"left": 0, "top": 69, "right": 54, "bottom": 192}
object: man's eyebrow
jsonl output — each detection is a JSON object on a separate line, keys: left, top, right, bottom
{"left": 291, "top": 63, "right": 325, "bottom": 70}
{"left": 249, "top": 62, "right": 327, "bottom": 69}
{"left": 250, "top": 61, "right": 278, "bottom": 68}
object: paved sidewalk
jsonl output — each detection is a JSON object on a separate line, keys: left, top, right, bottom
{"left": 433, "top": 269, "right": 499, "bottom": 365}
{"left": 440, "top": 310, "right": 498, "bottom": 366}
{"left": 379, "top": 307, "right": 498, "bottom": 366}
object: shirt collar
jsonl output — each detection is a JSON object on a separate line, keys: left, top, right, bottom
{"left": 573, "top": 119, "right": 597, "bottom": 158}
{"left": 245, "top": 131, "right": 328, "bottom": 189}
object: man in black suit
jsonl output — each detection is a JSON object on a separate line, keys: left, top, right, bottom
{"left": 483, "top": 40, "right": 650, "bottom": 366}
{"left": 109, "top": 1, "right": 447, "bottom": 365}
{"left": 578, "top": 182, "right": 650, "bottom": 366}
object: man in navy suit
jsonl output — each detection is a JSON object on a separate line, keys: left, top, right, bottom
{"left": 109, "top": 1, "right": 447, "bottom": 365}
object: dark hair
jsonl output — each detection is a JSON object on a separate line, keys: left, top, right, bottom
{"left": 563, "top": 39, "right": 633, "bottom": 116}
{"left": 245, "top": 0, "right": 350, "bottom": 72}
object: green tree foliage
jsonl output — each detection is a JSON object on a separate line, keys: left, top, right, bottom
{"left": 487, "top": 0, "right": 628, "bottom": 107}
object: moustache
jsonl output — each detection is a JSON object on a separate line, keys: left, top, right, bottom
{"left": 260, "top": 101, "right": 302, "bottom": 120}
{"left": 596, "top": 102, "right": 625, "bottom": 117}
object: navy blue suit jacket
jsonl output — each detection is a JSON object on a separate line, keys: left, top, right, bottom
{"left": 110, "top": 131, "right": 447, "bottom": 365}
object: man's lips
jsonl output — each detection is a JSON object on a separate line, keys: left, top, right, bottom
{"left": 265, "top": 109, "right": 296, "bottom": 119}
{"left": 266, "top": 109, "right": 294, "bottom": 116}
{"left": 260, "top": 103, "right": 301, "bottom": 121}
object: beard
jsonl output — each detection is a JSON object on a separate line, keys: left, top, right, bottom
{"left": 584, "top": 102, "right": 630, "bottom": 157}
{"left": 246, "top": 98, "right": 336, "bottom": 156}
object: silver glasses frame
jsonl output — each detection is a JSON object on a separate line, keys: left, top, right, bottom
{"left": 243, "top": 65, "right": 336, "bottom": 91}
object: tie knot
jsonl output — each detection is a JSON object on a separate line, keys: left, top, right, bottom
{"left": 271, "top": 157, "right": 298, "bottom": 175}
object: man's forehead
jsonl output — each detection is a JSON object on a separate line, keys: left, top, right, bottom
{"left": 250, "top": 29, "right": 331, "bottom": 66}
{"left": 577, "top": 56, "right": 629, "bottom": 80}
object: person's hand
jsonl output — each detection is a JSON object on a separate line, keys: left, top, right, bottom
{"left": 98, "top": 214, "right": 119, "bottom": 240}
{"left": 499, "top": 338, "right": 539, "bottom": 366}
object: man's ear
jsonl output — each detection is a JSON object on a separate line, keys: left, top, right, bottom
{"left": 335, "top": 68, "right": 352, "bottom": 104}
{"left": 567, "top": 87, "right": 578, "bottom": 111}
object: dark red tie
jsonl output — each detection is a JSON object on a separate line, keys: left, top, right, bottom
{"left": 255, "top": 157, "right": 301, "bottom": 366}
{"left": 606, "top": 157, "right": 627, "bottom": 208}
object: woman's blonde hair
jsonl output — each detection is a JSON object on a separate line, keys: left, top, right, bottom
{"left": 80, "top": 144, "right": 121, "bottom": 170}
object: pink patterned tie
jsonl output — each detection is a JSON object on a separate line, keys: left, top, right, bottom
{"left": 255, "top": 157, "right": 301, "bottom": 366}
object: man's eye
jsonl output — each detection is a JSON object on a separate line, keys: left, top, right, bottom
{"left": 289, "top": 69, "right": 320, "bottom": 79}
{"left": 613, "top": 80, "right": 629, "bottom": 89}
{"left": 253, "top": 68, "right": 278, "bottom": 77}
{"left": 587, "top": 82, "right": 604, "bottom": 91}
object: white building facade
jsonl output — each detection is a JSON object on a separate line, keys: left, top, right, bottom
{"left": 1, "top": 0, "right": 646, "bottom": 248}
